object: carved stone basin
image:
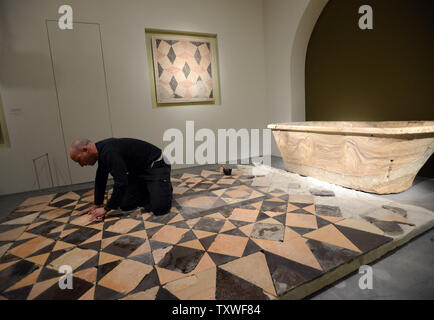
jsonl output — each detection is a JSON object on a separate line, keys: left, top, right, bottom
{"left": 268, "top": 121, "right": 434, "bottom": 194}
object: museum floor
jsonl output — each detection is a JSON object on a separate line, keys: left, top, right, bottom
{"left": 0, "top": 156, "right": 433, "bottom": 300}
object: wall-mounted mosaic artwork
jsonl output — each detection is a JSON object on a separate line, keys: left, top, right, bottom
{"left": 146, "top": 30, "right": 220, "bottom": 107}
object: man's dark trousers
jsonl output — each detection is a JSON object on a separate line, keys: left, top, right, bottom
{"left": 119, "top": 160, "right": 173, "bottom": 215}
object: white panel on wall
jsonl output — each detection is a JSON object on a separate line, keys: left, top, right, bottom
{"left": 47, "top": 21, "right": 113, "bottom": 184}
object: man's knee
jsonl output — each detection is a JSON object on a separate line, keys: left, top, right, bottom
{"left": 150, "top": 199, "right": 172, "bottom": 216}
{"left": 119, "top": 203, "right": 138, "bottom": 211}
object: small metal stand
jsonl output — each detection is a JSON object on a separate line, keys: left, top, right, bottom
{"left": 32, "top": 153, "right": 54, "bottom": 189}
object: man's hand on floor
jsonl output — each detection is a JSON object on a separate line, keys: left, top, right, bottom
{"left": 89, "top": 207, "right": 107, "bottom": 222}
{"left": 79, "top": 205, "right": 98, "bottom": 215}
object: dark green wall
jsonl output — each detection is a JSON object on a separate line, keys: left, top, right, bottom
{"left": 306, "top": 0, "right": 434, "bottom": 121}
{"left": 305, "top": 0, "right": 434, "bottom": 178}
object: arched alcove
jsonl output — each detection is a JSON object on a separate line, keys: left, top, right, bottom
{"left": 305, "top": 0, "right": 434, "bottom": 121}
{"left": 289, "top": 0, "right": 329, "bottom": 121}
{"left": 304, "top": 0, "right": 434, "bottom": 177}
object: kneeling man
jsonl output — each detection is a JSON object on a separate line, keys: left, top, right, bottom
{"left": 69, "top": 137, "right": 173, "bottom": 222}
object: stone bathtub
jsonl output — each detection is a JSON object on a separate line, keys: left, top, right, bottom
{"left": 267, "top": 121, "right": 434, "bottom": 194}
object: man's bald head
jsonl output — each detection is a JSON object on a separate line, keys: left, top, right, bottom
{"left": 69, "top": 138, "right": 98, "bottom": 167}
{"left": 70, "top": 139, "right": 91, "bottom": 152}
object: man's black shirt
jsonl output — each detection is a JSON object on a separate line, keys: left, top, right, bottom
{"left": 94, "top": 138, "right": 162, "bottom": 209}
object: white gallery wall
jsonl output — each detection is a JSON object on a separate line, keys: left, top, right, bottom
{"left": 0, "top": 0, "right": 323, "bottom": 195}
{"left": 263, "top": 0, "right": 328, "bottom": 155}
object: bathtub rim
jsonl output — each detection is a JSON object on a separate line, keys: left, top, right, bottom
{"left": 267, "top": 121, "right": 434, "bottom": 135}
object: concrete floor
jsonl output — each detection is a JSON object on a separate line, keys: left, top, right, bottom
{"left": 0, "top": 155, "right": 432, "bottom": 300}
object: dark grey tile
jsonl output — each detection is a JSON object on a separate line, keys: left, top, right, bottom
{"left": 251, "top": 223, "right": 284, "bottom": 241}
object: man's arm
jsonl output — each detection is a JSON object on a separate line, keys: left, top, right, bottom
{"left": 104, "top": 153, "right": 129, "bottom": 211}
{"left": 94, "top": 165, "right": 109, "bottom": 206}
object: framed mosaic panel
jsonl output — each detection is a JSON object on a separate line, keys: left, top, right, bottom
{"left": 145, "top": 29, "right": 220, "bottom": 107}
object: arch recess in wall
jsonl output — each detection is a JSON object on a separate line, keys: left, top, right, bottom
{"left": 290, "top": 0, "right": 328, "bottom": 120}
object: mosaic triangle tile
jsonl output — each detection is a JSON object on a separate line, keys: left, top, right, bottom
{"left": 129, "top": 269, "right": 160, "bottom": 295}
{"left": 229, "top": 208, "right": 259, "bottom": 223}
{"left": 289, "top": 194, "right": 314, "bottom": 204}
{"left": 96, "top": 260, "right": 123, "bottom": 283}
{"left": 79, "top": 285, "right": 95, "bottom": 300}
{"left": 259, "top": 217, "right": 283, "bottom": 225}
{"left": 1, "top": 212, "right": 40, "bottom": 226}
{"left": 122, "top": 286, "right": 159, "bottom": 300}
{"left": 151, "top": 225, "right": 189, "bottom": 244}
{"left": 27, "top": 277, "right": 59, "bottom": 300}
{"left": 263, "top": 209, "right": 285, "bottom": 217}
{"left": 220, "top": 252, "right": 276, "bottom": 296}
{"left": 19, "top": 194, "right": 56, "bottom": 208}
{"left": 98, "top": 259, "right": 153, "bottom": 294}
{"left": 99, "top": 252, "right": 123, "bottom": 265}
{"left": 286, "top": 213, "right": 318, "bottom": 229}
{"left": 149, "top": 240, "right": 173, "bottom": 252}
{"left": 273, "top": 214, "right": 287, "bottom": 225}
{"left": 37, "top": 266, "right": 62, "bottom": 282}
{"left": 15, "top": 232, "right": 38, "bottom": 241}
{"left": 335, "top": 219, "right": 384, "bottom": 235}
{"left": 252, "top": 236, "right": 322, "bottom": 271}
{"left": 25, "top": 253, "right": 50, "bottom": 266}
{"left": 164, "top": 267, "right": 217, "bottom": 300}
{"left": 0, "top": 243, "right": 12, "bottom": 259}
{"left": 0, "top": 226, "right": 28, "bottom": 242}
{"left": 287, "top": 203, "right": 301, "bottom": 213}
{"left": 285, "top": 227, "right": 303, "bottom": 241}
{"left": 129, "top": 252, "right": 154, "bottom": 265}
{"left": 152, "top": 245, "right": 173, "bottom": 265}
{"left": 334, "top": 225, "right": 392, "bottom": 253}
{"left": 2, "top": 284, "right": 33, "bottom": 300}
{"left": 177, "top": 230, "right": 197, "bottom": 244}
{"left": 74, "top": 267, "right": 97, "bottom": 283}
{"left": 49, "top": 247, "right": 98, "bottom": 271}
{"left": 80, "top": 231, "right": 103, "bottom": 246}
{"left": 256, "top": 212, "right": 269, "bottom": 222}
{"left": 155, "top": 287, "right": 179, "bottom": 300}
{"left": 221, "top": 228, "right": 246, "bottom": 237}
{"left": 94, "top": 284, "right": 125, "bottom": 300}
{"left": 319, "top": 215, "right": 345, "bottom": 223}
{"left": 178, "top": 239, "right": 205, "bottom": 251}
{"left": 78, "top": 241, "right": 101, "bottom": 251}
{"left": 168, "top": 214, "right": 184, "bottom": 224}
{"left": 155, "top": 266, "right": 189, "bottom": 286}
{"left": 263, "top": 250, "right": 323, "bottom": 296}
{"left": 377, "top": 213, "right": 415, "bottom": 226}
{"left": 218, "top": 220, "right": 236, "bottom": 233}
{"left": 8, "top": 236, "right": 54, "bottom": 259}
{"left": 4, "top": 238, "right": 29, "bottom": 252}
{"left": 192, "top": 229, "right": 216, "bottom": 239}
{"left": 128, "top": 240, "right": 151, "bottom": 257}
{"left": 303, "top": 225, "right": 361, "bottom": 253}
{"left": 16, "top": 203, "right": 52, "bottom": 213}
{"left": 242, "top": 238, "right": 263, "bottom": 257}
{"left": 207, "top": 234, "right": 248, "bottom": 257}
{"left": 102, "top": 235, "right": 146, "bottom": 258}
{"left": 35, "top": 277, "right": 94, "bottom": 300}
{"left": 215, "top": 268, "right": 268, "bottom": 300}
{"left": 4, "top": 267, "right": 41, "bottom": 293}
{"left": 238, "top": 223, "right": 255, "bottom": 237}
{"left": 305, "top": 239, "right": 358, "bottom": 272}
{"left": 198, "top": 235, "right": 218, "bottom": 251}
{"left": 143, "top": 225, "right": 164, "bottom": 238}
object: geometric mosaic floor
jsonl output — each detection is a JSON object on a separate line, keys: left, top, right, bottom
{"left": 0, "top": 167, "right": 394, "bottom": 300}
